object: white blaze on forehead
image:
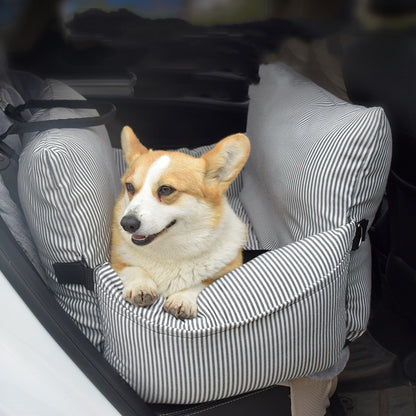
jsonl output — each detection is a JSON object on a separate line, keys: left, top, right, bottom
{"left": 123, "top": 155, "right": 171, "bottom": 219}
{"left": 142, "top": 154, "right": 171, "bottom": 188}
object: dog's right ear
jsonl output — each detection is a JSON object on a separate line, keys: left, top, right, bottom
{"left": 202, "top": 133, "right": 250, "bottom": 194}
{"left": 121, "top": 126, "right": 148, "bottom": 165}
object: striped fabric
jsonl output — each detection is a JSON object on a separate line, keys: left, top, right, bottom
{"left": 95, "top": 222, "right": 355, "bottom": 403}
{"left": 240, "top": 63, "right": 392, "bottom": 341}
{"left": 17, "top": 64, "right": 392, "bottom": 405}
{"left": 102, "top": 64, "right": 391, "bottom": 403}
{"left": 18, "top": 79, "right": 120, "bottom": 349}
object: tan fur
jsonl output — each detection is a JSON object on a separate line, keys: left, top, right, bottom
{"left": 111, "top": 126, "right": 250, "bottom": 319}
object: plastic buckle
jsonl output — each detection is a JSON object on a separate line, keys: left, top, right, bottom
{"left": 352, "top": 219, "right": 369, "bottom": 251}
{"left": 357, "top": 223, "right": 364, "bottom": 247}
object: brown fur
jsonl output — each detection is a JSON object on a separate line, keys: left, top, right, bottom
{"left": 110, "top": 126, "right": 250, "bottom": 318}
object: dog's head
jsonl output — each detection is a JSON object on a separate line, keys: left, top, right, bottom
{"left": 116, "top": 126, "right": 250, "bottom": 248}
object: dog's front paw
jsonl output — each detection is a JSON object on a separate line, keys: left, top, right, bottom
{"left": 164, "top": 293, "right": 198, "bottom": 320}
{"left": 124, "top": 285, "right": 158, "bottom": 307}
{"left": 119, "top": 267, "right": 158, "bottom": 307}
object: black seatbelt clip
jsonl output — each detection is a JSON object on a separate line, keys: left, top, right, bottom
{"left": 2, "top": 102, "right": 26, "bottom": 122}
{"left": 352, "top": 219, "right": 369, "bottom": 251}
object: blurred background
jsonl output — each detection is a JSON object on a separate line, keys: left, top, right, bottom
{"left": 1, "top": 1, "right": 416, "bottom": 414}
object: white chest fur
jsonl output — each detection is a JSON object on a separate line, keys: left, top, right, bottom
{"left": 115, "top": 201, "right": 246, "bottom": 297}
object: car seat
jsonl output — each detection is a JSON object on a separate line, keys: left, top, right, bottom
{"left": 0, "top": 61, "right": 392, "bottom": 415}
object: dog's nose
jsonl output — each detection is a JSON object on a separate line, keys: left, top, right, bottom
{"left": 120, "top": 215, "right": 141, "bottom": 234}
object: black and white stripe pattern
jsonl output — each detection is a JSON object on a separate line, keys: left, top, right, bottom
{"left": 95, "top": 222, "right": 355, "bottom": 403}
{"left": 17, "top": 65, "right": 392, "bottom": 404}
{"left": 240, "top": 63, "right": 392, "bottom": 341}
{"left": 18, "top": 79, "right": 120, "bottom": 349}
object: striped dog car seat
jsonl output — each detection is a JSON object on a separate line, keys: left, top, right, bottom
{"left": 16, "top": 63, "right": 392, "bottom": 404}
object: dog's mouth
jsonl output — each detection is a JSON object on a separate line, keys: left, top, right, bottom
{"left": 131, "top": 220, "right": 177, "bottom": 246}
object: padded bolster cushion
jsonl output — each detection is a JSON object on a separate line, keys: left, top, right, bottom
{"left": 96, "top": 222, "right": 355, "bottom": 404}
{"left": 18, "top": 79, "right": 120, "bottom": 349}
{"left": 240, "top": 63, "right": 392, "bottom": 340}
{"left": 15, "top": 65, "right": 392, "bottom": 404}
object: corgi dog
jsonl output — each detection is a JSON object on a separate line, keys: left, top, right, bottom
{"left": 110, "top": 126, "right": 250, "bottom": 319}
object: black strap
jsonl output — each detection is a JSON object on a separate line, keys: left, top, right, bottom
{"left": 0, "top": 127, "right": 18, "bottom": 162}
{"left": 0, "top": 99, "right": 116, "bottom": 162}
{"left": 4, "top": 99, "right": 116, "bottom": 133}
{"left": 53, "top": 259, "right": 95, "bottom": 291}
{"left": 243, "top": 249, "right": 268, "bottom": 263}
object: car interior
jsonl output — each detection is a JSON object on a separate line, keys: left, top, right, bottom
{"left": 1, "top": 1, "right": 415, "bottom": 415}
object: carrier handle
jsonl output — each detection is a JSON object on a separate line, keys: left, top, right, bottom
{"left": 0, "top": 98, "right": 116, "bottom": 163}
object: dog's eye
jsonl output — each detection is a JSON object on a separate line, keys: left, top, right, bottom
{"left": 125, "top": 182, "right": 135, "bottom": 195}
{"left": 158, "top": 185, "right": 175, "bottom": 196}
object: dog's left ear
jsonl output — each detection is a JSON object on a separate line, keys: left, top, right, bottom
{"left": 202, "top": 133, "right": 250, "bottom": 192}
{"left": 121, "top": 126, "right": 148, "bottom": 165}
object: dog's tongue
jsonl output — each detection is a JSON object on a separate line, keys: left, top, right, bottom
{"left": 131, "top": 220, "right": 176, "bottom": 247}
{"left": 132, "top": 233, "right": 156, "bottom": 246}
{"left": 132, "top": 234, "right": 148, "bottom": 243}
